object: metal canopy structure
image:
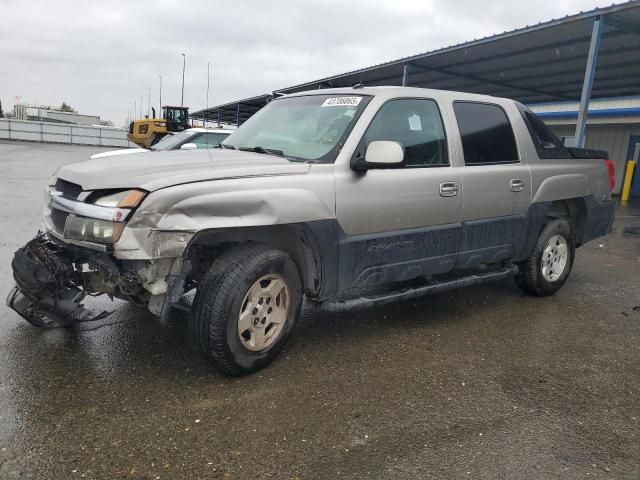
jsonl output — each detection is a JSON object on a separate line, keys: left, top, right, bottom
{"left": 192, "top": 0, "right": 640, "bottom": 144}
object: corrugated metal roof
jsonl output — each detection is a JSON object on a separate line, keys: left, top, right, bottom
{"left": 192, "top": 0, "right": 640, "bottom": 125}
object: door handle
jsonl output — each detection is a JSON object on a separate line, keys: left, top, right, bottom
{"left": 510, "top": 179, "right": 525, "bottom": 192}
{"left": 439, "top": 182, "right": 460, "bottom": 197}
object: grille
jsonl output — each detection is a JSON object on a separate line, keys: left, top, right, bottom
{"left": 55, "top": 178, "right": 82, "bottom": 199}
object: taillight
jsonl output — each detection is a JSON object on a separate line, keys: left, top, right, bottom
{"left": 604, "top": 159, "right": 615, "bottom": 192}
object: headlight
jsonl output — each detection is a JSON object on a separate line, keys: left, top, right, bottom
{"left": 64, "top": 215, "right": 124, "bottom": 244}
{"left": 93, "top": 189, "right": 146, "bottom": 208}
{"left": 61, "top": 190, "right": 147, "bottom": 244}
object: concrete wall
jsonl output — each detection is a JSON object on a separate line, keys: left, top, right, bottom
{"left": 548, "top": 123, "right": 640, "bottom": 194}
{"left": 0, "top": 118, "right": 133, "bottom": 147}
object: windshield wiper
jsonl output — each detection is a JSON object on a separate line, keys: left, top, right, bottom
{"left": 238, "top": 146, "right": 284, "bottom": 157}
{"left": 219, "top": 144, "right": 236, "bottom": 150}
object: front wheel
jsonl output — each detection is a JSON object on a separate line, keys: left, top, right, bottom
{"left": 515, "top": 219, "right": 575, "bottom": 297}
{"left": 190, "top": 244, "right": 303, "bottom": 376}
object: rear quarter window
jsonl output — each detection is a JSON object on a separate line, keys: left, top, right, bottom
{"left": 453, "top": 101, "right": 519, "bottom": 165}
{"left": 515, "top": 103, "right": 572, "bottom": 159}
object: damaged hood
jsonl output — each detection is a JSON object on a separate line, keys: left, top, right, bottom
{"left": 55, "top": 149, "right": 311, "bottom": 192}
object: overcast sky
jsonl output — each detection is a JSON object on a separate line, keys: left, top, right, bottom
{"left": 1, "top": 0, "right": 612, "bottom": 125}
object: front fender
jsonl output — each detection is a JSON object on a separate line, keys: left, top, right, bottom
{"left": 130, "top": 187, "right": 334, "bottom": 231}
{"left": 115, "top": 176, "right": 336, "bottom": 260}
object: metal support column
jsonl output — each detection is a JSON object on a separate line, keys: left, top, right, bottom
{"left": 574, "top": 16, "right": 602, "bottom": 148}
{"left": 402, "top": 64, "right": 409, "bottom": 87}
{"left": 236, "top": 103, "right": 240, "bottom": 127}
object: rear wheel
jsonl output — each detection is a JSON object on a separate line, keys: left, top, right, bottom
{"left": 190, "top": 244, "right": 302, "bottom": 376}
{"left": 515, "top": 219, "right": 575, "bottom": 296}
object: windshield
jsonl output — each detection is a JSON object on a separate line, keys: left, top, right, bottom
{"left": 151, "top": 132, "right": 187, "bottom": 150}
{"left": 222, "top": 94, "right": 370, "bottom": 161}
{"left": 152, "top": 131, "right": 194, "bottom": 151}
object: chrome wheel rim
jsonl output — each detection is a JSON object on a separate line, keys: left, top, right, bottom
{"left": 541, "top": 234, "right": 569, "bottom": 282}
{"left": 238, "top": 274, "right": 290, "bottom": 352}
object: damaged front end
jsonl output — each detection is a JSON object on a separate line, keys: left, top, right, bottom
{"left": 7, "top": 235, "right": 114, "bottom": 327}
{"left": 9, "top": 232, "right": 190, "bottom": 331}
{"left": 7, "top": 232, "right": 191, "bottom": 328}
{"left": 6, "top": 174, "right": 195, "bottom": 328}
{"left": 7, "top": 232, "right": 190, "bottom": 328}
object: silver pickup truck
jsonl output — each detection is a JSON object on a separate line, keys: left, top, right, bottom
{"left": 7, "top": 87, "right": 616, "bottom": 375}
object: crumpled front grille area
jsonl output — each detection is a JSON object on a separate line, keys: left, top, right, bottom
{"left": 54, "top": 178, "right": 82, "bottom": 199}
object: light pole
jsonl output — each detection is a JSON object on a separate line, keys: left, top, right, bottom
{"left": 181, "top": 53, "right": 186, "bottom": 107}
{"left": 205, "top": 61, "right": 210, "bottom": 127}
{"left": 139, "top": 96, "right": 143, "bottom": 119}
{"left": 158, "top": 74, "right": 162, "bottom": 116}
{"left": 133, "top": 100, "right": 136, "bottom": 120}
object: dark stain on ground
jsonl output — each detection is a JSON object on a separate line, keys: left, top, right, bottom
{"left": 621, "top": 225, "right": 640, "bottom": 237}
{"left": 1, "top": 142, "right": 640, "bottom": 479}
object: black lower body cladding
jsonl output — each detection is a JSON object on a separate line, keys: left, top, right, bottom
{"left": 308, "top": 197, "right": 614, "bottom": 296}
{"left": 581, "top": 197, "right": 615, "bottom": 244}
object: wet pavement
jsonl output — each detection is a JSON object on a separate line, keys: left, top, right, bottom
{"left": 0, "top": 140, "right": 639, "bottom": 479}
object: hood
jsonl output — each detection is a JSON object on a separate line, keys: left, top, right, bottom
{"left": 55, "top": 149, "right": 311, "bottom": 192}
{"left": 90, "top": 148, "right": 147, "bottom": 159}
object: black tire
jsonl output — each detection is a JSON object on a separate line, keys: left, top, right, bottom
{"left": 190, "top": 244, "right": 303, "bottom": 376}
{"left": 515, "top": 218, "right": 575, "bottom": 297}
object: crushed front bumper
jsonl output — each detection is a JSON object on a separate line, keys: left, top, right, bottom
{"left": 7, "top": 233, "right": 190, "bottom": 327}
{"left": 6, "top": 285, "right": 110, "bottom": 327}
{"left": 7, "top": 235, "right": 113, "bottom": 327}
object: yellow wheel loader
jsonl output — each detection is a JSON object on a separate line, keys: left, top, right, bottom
{"left": 128, "top": 106, "right": 190, "bottom": 148}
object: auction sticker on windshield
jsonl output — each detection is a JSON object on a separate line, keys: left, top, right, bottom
{"left": 322, "top": 96, "right": 362, "bottom": 107}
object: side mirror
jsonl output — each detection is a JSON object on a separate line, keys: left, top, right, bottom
{"left": 180, "top": 143, "right": 198, "bottom": 150}
{"left": 352, "top": 141, "right": 404, "bottom": 171}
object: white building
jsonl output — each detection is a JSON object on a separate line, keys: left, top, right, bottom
{"left": 14, "top": 104, "right": 100, "bottom": 126}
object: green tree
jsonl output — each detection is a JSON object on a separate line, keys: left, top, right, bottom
{"left": 59, "top": 102, "right": 76, "bottom": 113}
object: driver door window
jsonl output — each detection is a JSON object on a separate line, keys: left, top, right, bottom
{"left": 364, "top": 99, "right": 448, "bottom": 167}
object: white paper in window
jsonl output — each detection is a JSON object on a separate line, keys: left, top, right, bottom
{"left": 408, "top": 114, "right": 422, "bottom": 131}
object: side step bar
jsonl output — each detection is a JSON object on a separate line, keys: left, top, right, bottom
{"left": 321, "top": 265, "right": 519, "bottom": 313}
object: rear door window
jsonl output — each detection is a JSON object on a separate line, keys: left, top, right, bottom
{"left": 453, "top": 102, "right": 519, "bottom": 165}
